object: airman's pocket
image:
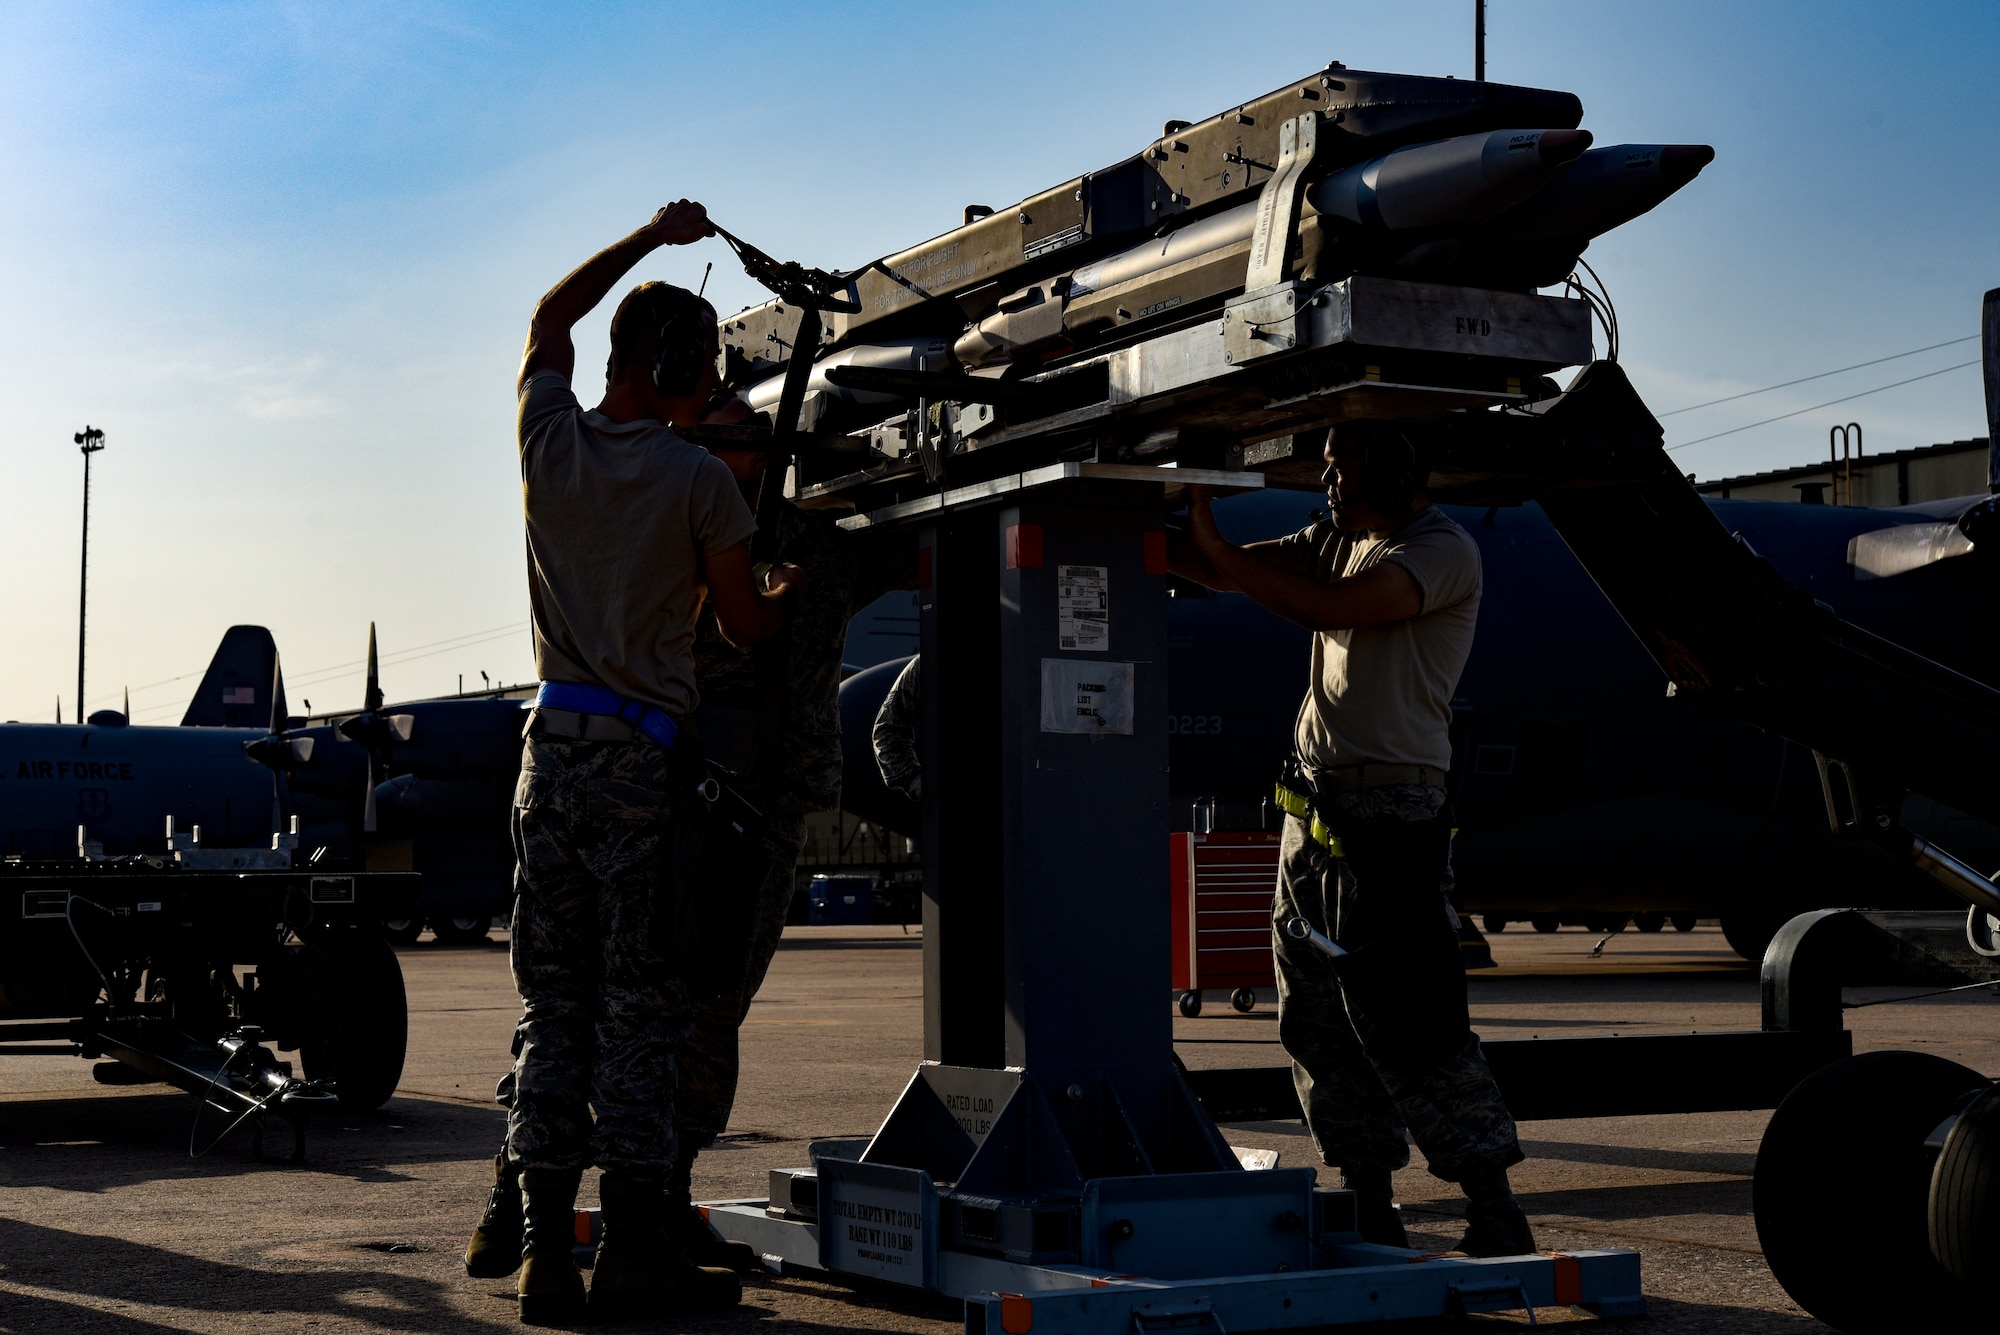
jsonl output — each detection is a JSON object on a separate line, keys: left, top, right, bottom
{"left": 515, "top": 764, "right": 558, "bottom": 812}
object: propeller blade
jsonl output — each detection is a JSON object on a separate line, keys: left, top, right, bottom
{"left": 386, "top": 713, "right": 415, "bottom": 743}
{"left": 267, "top": 651, "right": 287, "bottom": 835}
{"left": 364, "top": 622, "right": 384, "bottom": 714}
{"left": 363, "top": 762, "right": 379, "bottom": 834}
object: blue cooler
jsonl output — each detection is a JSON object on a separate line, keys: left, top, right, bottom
{"left": 808, "top": 874, "right": 875, "bottom": 926}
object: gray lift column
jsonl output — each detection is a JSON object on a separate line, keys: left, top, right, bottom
{"left": 836, "top": 480, "right": 1276, "bottom": 1280}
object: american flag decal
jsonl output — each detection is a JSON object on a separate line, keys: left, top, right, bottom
{"left": 222, "top": 686, "right": 257, "bottom": 704}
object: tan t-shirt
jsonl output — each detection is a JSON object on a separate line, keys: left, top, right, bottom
{"left": 519, "top": 370, "right": 757, "bottom": 716}
{"left": 1281, "top": 505, "right": 1481, "bottom": 774}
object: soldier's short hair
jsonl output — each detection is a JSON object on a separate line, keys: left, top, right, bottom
{"left": 607, "top": 281, "right": 717, "bottom": 387}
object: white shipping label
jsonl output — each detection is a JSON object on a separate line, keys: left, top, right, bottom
{"left": 1057, "top": 564, "right": 1110, "bottom": 651}
{"left": 818, "top": 1160, "right": 937, "bottom": 1287}
{"left": 1041, "top": 659, "right": 1135, "bottom": 735}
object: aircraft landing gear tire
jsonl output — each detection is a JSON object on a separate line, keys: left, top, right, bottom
{"left": 1632, "top": 912, "right": 1666, "bottom": 933}
{"left": 1929, "top": 1080, "right": 2000, "bottom": 1286}
{"left": 300, "top": 927, "right": 409, "bottom": 1112}
{"left": 1530, "top": 916, "right": 1561, "bottom": 934}
{"left": 431, "top": 913, "right": 492, "bottom": 946}
{"left": 380, "top": 915, "right": 423, "bottom": 946}
{"left": 1177, "top": 991, "right": 1202, "bottom": 1019}
{"left": 1754, "top": 1051, "right": 1987, "bottom": 1332}
{"left": 1482, "top": 915, "right": 1508, "bottom": 934}
{"left": 1229, "top": 987, "right": 1257, "bottom": 1014}
{"left": 1720, "top": 912, "right": 1786, "bottom": 963}
{"left": 1670, "top": 913, "right": 1698, "bottom": 932}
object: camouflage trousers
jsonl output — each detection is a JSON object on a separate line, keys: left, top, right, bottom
{"left": 506, "top": 734, "right": 694, "bottom": 1175}
{"left": 1273, "top": 784, "right": 1522, "bottom": 1182}
{"left": 674, "top": 793, "right": 808, "bottom": 1154}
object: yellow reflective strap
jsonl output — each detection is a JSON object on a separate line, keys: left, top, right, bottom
{"left": 1276, "top": 783, "right": 1345, "bottom": 856}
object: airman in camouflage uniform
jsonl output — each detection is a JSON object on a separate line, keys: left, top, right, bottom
{"left": 472, "top": 463, "right": 910, "bottom": 1280}
{"left": 1169, "top": 424, "right": 1532, "bottom": 1258}
{"left": 676, "top": 492, "right": 913, "bottom": 1171}
{"left": 1272, "top": 782, "right": 1522, "bottom": 1198}
{"left": 871, "top": 655, "right": 922, "bottom": 801}
{"left": 473, "top": 203, "right": 804, "bottom": 1324}
{"left": 507, "top": 735, "right": 699, "bottom": 1175}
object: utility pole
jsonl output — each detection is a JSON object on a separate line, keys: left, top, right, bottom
{"left": 73, "top": 425, "right": 105, "bottom": 721}
{"left": 1475, "top": 0, "right": 1486, "bottom": 81}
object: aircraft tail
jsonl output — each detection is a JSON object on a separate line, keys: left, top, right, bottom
{"left": 181, "top": 625, "right": 288, "bottom": 728}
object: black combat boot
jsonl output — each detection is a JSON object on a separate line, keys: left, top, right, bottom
{"left": 1341, "top": 1165, "right": 1409, "bottom": 1249}
{"left": 666, "top": 1153, "right": 761, "bottom": 1273}
{"left": 1455, "top": 1165, "right": 1536, "bottom": 1257}
{"left": 589, "top": 1170, "right": 742, "bottom": 1319}
{"left": 516, "top": 1166, "right": 587, "bottom": 1326}
{"left": 464, "top": 1152, "right": 524, "bottom": 1279}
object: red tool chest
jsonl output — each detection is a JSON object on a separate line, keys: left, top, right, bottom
{"left": 1169, "top": 831, "right": 1281, "bottom": 1015}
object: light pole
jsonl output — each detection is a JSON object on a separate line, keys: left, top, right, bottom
{"left": 73, "top": 425, "right": 105, "bottom": 722}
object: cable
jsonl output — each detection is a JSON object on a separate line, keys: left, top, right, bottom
{"left": 1660, "top": 334, "right": 1979, "bottom": 418}
{"left": 1842, "top": 977, "right": 2000, "bottom": 1009}
{"left": 1575, "top": 257, "right": 1619, "bottom": 363}
{"left": 1665, "top": 359, "right": 1979, "bottom": 452}
{"left": 64, "top": 894, "right": 122, "bottom": 1007}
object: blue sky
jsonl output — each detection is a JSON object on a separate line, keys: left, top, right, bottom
{"left": 2, "top": 1, "right": 1995, "bottom": 722}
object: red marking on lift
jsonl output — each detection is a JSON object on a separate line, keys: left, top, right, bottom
{"left": 1143, "top": 531, "right": 1167, "bottom": 574}
{"left": 917, "top": 546, "right": 934, "bottom": 589}
{"left": 1547, "top": 1252, "right": 1583, "bottom": 1305}
{"left": 1006, "top": 524, "right": 1044, "bottom": 569}
{"left": 999, "top": 1292, "right": 1035, "bottom": 1332}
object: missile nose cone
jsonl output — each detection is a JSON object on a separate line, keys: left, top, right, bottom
{"left": 1659, "top": 144, "right": 1716, "bottom": 189}
{"left": 1536, "top": 128, "right": 1593, "bottom": 167}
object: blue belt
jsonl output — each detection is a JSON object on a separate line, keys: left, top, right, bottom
{"left": 535, "top": 682, "right": 680, "bottom": 750}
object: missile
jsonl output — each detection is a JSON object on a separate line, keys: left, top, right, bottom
{"left": 956, "top": 128, "right": 1591, "bottom": 366}
{"left": 743, "top": 337, "right": 951, "bottom": 415}
{"left": 1438, "top": 141, "right": 1715, "bottom": 288}
{"left": 1307, "top": 127, "right": 1593, "bottom": 231}
{"left": 1479, "top": 142, "right": 1715, "bottom": 242}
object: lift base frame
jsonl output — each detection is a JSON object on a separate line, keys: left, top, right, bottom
{"left": 700, "top": 1192, "right": 1642, "bottom": 1332}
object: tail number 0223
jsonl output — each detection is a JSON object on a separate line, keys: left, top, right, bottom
{"left": 1167, "top": 714, "right": 1223, "bottom": 735}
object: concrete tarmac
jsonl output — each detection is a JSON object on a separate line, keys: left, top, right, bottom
{"left": 3, "top": 921, "right": 1995, "bottom": 1333}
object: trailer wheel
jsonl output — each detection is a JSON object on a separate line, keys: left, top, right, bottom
{"left": 431, "top": 912, "right": 492, "bottom": 946}
{"left": 1229, "top": 988, "right": 1256, "bottom": 1014}
{"left": 1755, "top": 1051, "right": 1986, "bottom": 1332}
{"left": 1632, "top": 912, "right": 1666, "bottom": 933}
{"left": 1930, "top": 1080, "right": 2000, "bottom": 1286}
{"left": 1530, "top": 916, "right": 1560, "bottom": 934}
{"left": 301, "top": 928, "right": 408, "bottom": 1111}
{"left": 1670, "top": 913, "right": 1698, "bottom": 932}
{"left": 1177, "top": 991, "right": 1202, "bottom": 1018}
{"left": 380, "top": 915, "right": 423, "bottom": 946}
